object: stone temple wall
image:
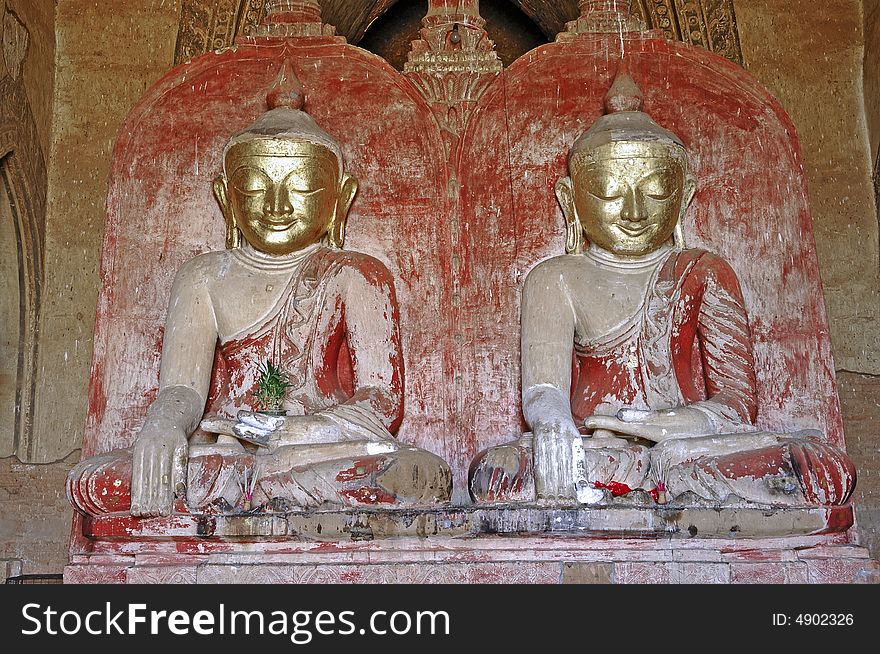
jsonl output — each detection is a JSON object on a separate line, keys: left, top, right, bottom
{"left": 1, "top": 0, "right": 879, "bottom": 576}
{"left": 735, "top": 0, "right": 880, "bottom": 560}
{"left": 0, "top": 0, "right": 182, "bottom": 576}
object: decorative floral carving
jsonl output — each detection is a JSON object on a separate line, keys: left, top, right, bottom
{"left": 174, "top": 0, "right": 241, "bottom": 65}
{"left": 404, "top": 0, "right": 502, "bottom": 159}
{"left": 175, "top": 0, "right": 743, "bottom": 67}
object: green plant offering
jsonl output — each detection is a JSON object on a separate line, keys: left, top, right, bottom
{"left": 254, "top": 360, "right": 291, "bottom": 412}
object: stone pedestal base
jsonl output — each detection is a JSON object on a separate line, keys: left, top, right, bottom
{"left": 65, "top": 506, "right": 879, "bottom": 584}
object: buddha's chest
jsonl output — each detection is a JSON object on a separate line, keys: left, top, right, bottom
{"left": 209, "top": 267, "right": 312, "bottom": 341}
{"left": 567, "top": 265, "right": 656, "bottom": 342}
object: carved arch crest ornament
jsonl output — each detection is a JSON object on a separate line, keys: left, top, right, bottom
{"left": 174, "top": 0, "right": 743, "bottom": 66}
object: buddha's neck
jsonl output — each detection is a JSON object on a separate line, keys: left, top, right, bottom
{"left": 583, "top": 242, "right": 675, "bottom": 272}
{"left": 233, "top": 241, "right": 323, "bottom": 272}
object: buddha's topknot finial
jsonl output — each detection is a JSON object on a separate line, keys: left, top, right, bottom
{"left": 267, "top": 60, "right": 306, "bottom": 111}
{"left": 223, "top": 60, "right": 344, "bottom": 178}
{"left": 604, "top": 66, "right": 644, "bottom": 114}
{"left": 570, "top": 65, "right": 686, "bottom": 162}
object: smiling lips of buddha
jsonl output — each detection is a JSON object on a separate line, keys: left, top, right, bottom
{"left": 616, "top": 222, "right": 651, "bottom": 237}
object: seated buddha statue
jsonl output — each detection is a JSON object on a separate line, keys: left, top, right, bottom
{"left": 469, "top": 71, "right": 856, "bottom": 508}
{"left": 68, "top": 68, "right": 451, "bottom": 518}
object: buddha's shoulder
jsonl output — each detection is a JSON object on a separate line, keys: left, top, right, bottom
{"left": 172, "top": 249, "right": 232, "bottom": 283}
{"left": 678, "top": 248, "right": 739, "bottom": 278}
{"left": 321, "top": 249, "right": 395, "bottom": 286}
{"left": 525, "top": 255, "right": 584, "bottom": 282}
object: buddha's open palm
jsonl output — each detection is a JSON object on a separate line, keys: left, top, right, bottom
{"left": 584, "top": 406, "right": 713, "bottom": 443}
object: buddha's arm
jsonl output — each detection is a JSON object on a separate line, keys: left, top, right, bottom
{"left": 154, "top": 256, "right": 219, "bottom": 422}
{"left": 521, "top": 261, "right": 577, "bottom": 427}
{"left": 131, "top": 256, "right": 218, "bottom": 516}
{"left": 521, "top": 261, "right": 583, "bottom": 499}
{"left": 324, "top": 259, "right": 404, "bottom": 438}
{"left": 692, "top": 254, "right": 758, "bottom": 430}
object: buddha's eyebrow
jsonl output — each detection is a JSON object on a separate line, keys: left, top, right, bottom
{"left": 229, "top": 163, "right": 271, "bottom": 176}
{"left": 281, "top": 165, "right": 334, "bottom": 183}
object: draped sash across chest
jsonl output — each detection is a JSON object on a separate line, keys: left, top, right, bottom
{"left": 215, "top": 247, "right": 343, "bottom": 417}
{"left": 571, "top": 249, "right": 702, "bottom": 421}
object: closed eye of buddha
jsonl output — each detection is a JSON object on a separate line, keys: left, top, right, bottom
{"left": 288, "top": 187, "right": 326, "bottom": 196}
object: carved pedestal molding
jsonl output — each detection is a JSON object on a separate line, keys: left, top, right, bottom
{"left": 245, "top": 0, "right": 336, "bottom": 39}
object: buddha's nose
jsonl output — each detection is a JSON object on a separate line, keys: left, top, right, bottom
{"left": 620, "top": 188, "right": 647, "bottom": 223}
{"left": 263, "top": 185, "right": 294, "bottom": 218}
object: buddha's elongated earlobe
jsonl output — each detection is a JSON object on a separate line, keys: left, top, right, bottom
{"left": 556, "top": 177, "right": 583, "bottom": 255}
{"left": 673, "top": 223, "right": 686, "bottom": 250}
{"left": 675, "top": 174, "right": 698, "bottom": 250}
{"left": 565, "top": 214, "right": 583, "bottom": 256}
{"left": 213, "top": 176, "right": 241, "bottom": 249}
{"left": 328, "top": 173, "right": 358, "bottom": 249}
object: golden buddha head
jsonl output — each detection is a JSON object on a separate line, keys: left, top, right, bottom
{"left": 214, "top": 64, "right": 358, "bottom": 255}
{"left": 557, "top": 70, "right": 697, "bottom": 257}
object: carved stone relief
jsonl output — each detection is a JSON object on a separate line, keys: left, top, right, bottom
{"left": 631, "top": 0, "right": 743, "bottom": 66}
{"left": 2, "top": 8, "right": 28, "bottom": 80}
{"left": 174, "top": 0, "right": 743, "bottom": 67}
{"left": 0, "top": 7, "right": 45, "bottom": 463}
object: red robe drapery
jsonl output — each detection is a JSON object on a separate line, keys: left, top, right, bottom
{"left": 571, "top": 248, "right": 758, "bottom": 431}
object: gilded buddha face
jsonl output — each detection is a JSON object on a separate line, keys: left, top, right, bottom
{"left": 561, "top": 141, "right": 695, "bottom": 257}
{"left": 215, "top": 139, "right": 358, "bottom": 256}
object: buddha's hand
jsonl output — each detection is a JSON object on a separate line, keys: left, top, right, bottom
{"left": 131, "top": 426, "right": 188, "bottom": 517}
{"left": 233, "top": 411, "right": 346, "bottom": 448}
{"left": 532, "top": 418, "right": 581, "bottom": 500}
{"left": 584, "top": 406, "right": 713, "bottom": 443}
